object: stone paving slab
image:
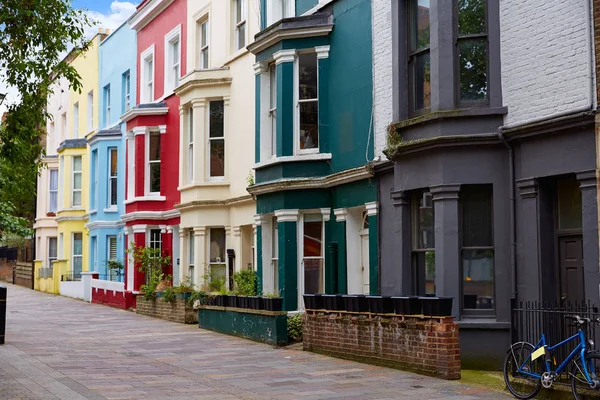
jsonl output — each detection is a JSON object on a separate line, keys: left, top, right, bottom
{"left": 0, "top": 284, "right": 510, "bottom": 399}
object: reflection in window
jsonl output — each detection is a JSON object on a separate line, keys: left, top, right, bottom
{"left": 409, "top": 0, "right": 431, "bottom": 112}
{"left": 461, "top": 185, "right": 494, "bottom": 312}
{"left": 412, "top": 190, "right": 435, "bottom": 295}
{"left": 298, "top": 53, "right": 319, "bottom": 151}
{"left": 303, "top": 214, "right": 323, "bottom": 294}
{"left": 148, "top": 132, "right": 161, "bottom": 193}
{"left": 458, "top": 0, "right": 488, "bottom": 102}
{"left": 210, "top": 228, "right": 226, "bottom": 282}
{"left": 209, "top": 100, "right": 225, "bottom": 178}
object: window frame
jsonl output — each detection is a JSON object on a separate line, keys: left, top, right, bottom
{"left": 234, "top": 0, "right": 247, "bottom": 51}
{"left": 411, "top": 190, "right": 435, "bottom": 296}
{"left": 71, "top": 156, "right": 82, "bottom": 207}
{"left": 188, "top": 107, "right": 194, "bottom": 183}
{"left": 108, "top": 148, "right": 118, "bottom": 208}
{"left": 188, "top": 230, "right": 195, "bottom": 281}
{"left": 268, "top": 63, "right": 277, "bottom": 158}
{"left": 207, "top": 100, "right": 225, "bottom": 180}
{"left": 294, "top": 51, "right": 320, "bottom": 155}
{"left": 198, "top": 18, "right": 209, "bottom": 70}
{"left": 145, "top": 130, "right": 161, "bottom": 196}
{"left": 123, "top": 71, "right": 131, "bottom": 112}
{"left": 208, "top": 227, "right": 227, "bottom": 282}
{"left": 87, "top": 90, "right": 94, "bottom": 132}
{"left": 271, "top": 217, "right": 279, "bottom": 293}
{"left": 164, "top": 25, "right": 182, "bottom": 95}
{"left": 407, "top": 0, "right": 431, "bottom": 116}
{"left": 299, "top": 212, "right": 325, "bottom": 305}
{"left": 104, "top": 85, "right": 111, "bottom": 127}
{"left": 140, "top": 45, "right": 155, "bottom": 103}
{"left": 108, "top": 235, "right": 118, "bottom": 261}
{"left": 73, "top": 102, "right": 79, "bottom": 138}
{"left": 72, "top": 232, "right": 83, "bottom": 276}
{"left": 48, "top": 169, "right": 58, "bottom": 213}
{"left": 266, "top": 0, "right": 295, "bottom": 27}
{"left": 48, "top": 237, "right": 57, "bottom": 267}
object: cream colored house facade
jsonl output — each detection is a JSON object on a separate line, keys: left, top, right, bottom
{"left": 174, "top": 0, "right": 258, "bottom": 287}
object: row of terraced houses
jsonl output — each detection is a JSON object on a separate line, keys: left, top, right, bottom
{"left": 32, "top": 0, "right": 600, "bottom": 366}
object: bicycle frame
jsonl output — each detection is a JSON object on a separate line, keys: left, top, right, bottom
{"left": 517, "top": 329, "right": 593, "bottom": 382}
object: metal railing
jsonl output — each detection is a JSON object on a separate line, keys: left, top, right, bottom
{"left": 61, "top": 272, "right": 82, "bottom": 282}
{"left": 511, "top": 300, "right": 600, "bottom": 381}
{"left": 96, "top": 272, "right": 124, "bottom": 282}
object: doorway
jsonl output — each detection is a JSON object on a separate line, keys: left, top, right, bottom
{"left": 360, "top": 212, "right": 370, "bottom": 294}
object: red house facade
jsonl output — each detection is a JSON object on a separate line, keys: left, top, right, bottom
{"left": 122, "top": 0, "right": 187, "bottom": 292}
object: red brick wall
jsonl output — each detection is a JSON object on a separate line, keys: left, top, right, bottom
{"left": 0, "top": 259, "right": 14, "bottom": 283}
{"left": 303, "top": 312, "right": 461, "bottom": 380}
{"left": 92, "top": 288, "right": 136, "bottom": 310}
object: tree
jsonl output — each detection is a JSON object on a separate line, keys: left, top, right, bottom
{"left": 0, "top": 0, "right": 92, "bottom": 241}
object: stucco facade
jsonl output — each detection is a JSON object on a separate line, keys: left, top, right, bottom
{"left": 173, "top": 0, "right": 259, "bottom": 287}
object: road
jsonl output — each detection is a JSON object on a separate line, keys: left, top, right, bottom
{"left": 0, "top": 283, "right": 509, "bottom": 399}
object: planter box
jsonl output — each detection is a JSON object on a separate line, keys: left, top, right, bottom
{"left": 237, "top": 296, "right": 248, "bottom": 309}
{"left": 366, "top": 296, "right": 394, "bottom": 314}
{"left": 392, "top": 296, "right": 422, "bottom": 315}
{"left": 420, "top": 297, "right": 453, "bottom": 317}
{"left": 263, "top": 297, "right": 283, "bottom": 311}
{"left": 226, "top": 295, "right": 237, "bottom": 307}
{"left": 136, "top": 294, "right": 197, "bottom": 324}
{"left": 342, "top": 295, "right": 369, "bottom": 313}
{"left": 323, "top": 294, "right": 345, "bottom": 311}
{"left": 215, "top": 295, "right": 226, "bottom": 307}
{"left": 248, "top": 296, "right": 263, "bottom": 310}
{"left": 303, "top": 294, "right": 324, "bottom": 310}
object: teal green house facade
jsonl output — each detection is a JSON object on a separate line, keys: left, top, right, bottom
{"left": 248, "top": 0, "right": 376, "bottom": 311}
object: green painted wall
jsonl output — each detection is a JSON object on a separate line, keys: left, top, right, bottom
{"left": 278, "top": 61, "right": 294, "bottom": 157}
{"left": 257, "top": 189, "right": 331, "bottom": 214}
{"left": 333, "top": 220, "right": 347, "bottom": 294}
{"left": 198, "top": 309, "right": 288, "bottom": 346}
{"left": 256, "top": 160, "right": 331, "bottom": 183}
{"left": 255, "top": 37, "right": 331, "bottom": 64}
{"left": 278, "top": 221, "right": 298, "bottom": 311}
{"left": 296, "top": 0, "right": 318, "bottom": 15}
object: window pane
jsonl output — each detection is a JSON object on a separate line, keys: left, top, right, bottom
{"left": 414, "top": 251, "right": 436, "bottom": 295}
{"left": 269, "top": 66, "right": 277, "bottom": 108}
{"left": 459, "top": 39, "right": 488, "bottom": 102}
{"left": 172, "top": 40, "right": 179, "bottom": 65}
{"left": 48, "top": 238, "right": 57, "bottom": 259}
{"left": 299, "top": 53, "right": 318, "bottom": 100}
{"left": 413, "top": 191, "right": 434, "bottom": 249}
{"left": 209, "top": 101, "right": 224, "bottom": 138}
{"left": 237, "top": 22, "right": 246, "bottom": 49}
{"left": 202, "top": 49, "right": 209, "bottom": 69}
{"left": 149, "top": 133, "right": 160, "bottom": 161}
{"left": 462, "top": 185, "right": 493, "bottom": 247}
{"left": 210, "top": 139, "right": 225, "bottom": 177}
{"left": 303, "top": 220, "right": 322, "bottom": 257}
{"left": 210, "top": 264, "right": 226, "bottom": 281}
{"left": 110, "top": 178, "right": 117, "bottom": 205}
{"left": 414, "top": 51, "right": 431, "bottom": 110}
{"left": 201, "top": 22, "right": 207, "bottom": 46}
{"left": 110, "top": 149, "right": 117, "bottom": 176}
{"left": 236, "top": 0, "right": 243, "bottom": 23}
{"left": 73, "top": 233, "right": 83, "bottom": 255}
{"left": 558, "top": 178, "right": 583, "bottom": 230}
{"left": 109, "top": 237, "right": 117, "bottom": 260}
{"left": 458, "top": 0, "right": 486, "bottom": 36}
{"left": 462, "top": 249, "right": 494, "bottom": 310}
{"left": 73, "top": 156, "right": 82, "bottom": 171}
{"left": 210, "top": 228, "right": 226, "bottom": 262}
{"left": 150, "top": 163, "right": 160, "bottom": 193}
{"left": 150, "top": 229, "right": 161, "bottom": 250}
{"left": 73, "top": 173, "right": 82, "bottom": 190}
{"left": 299, "top": 101, "right": 318, "bottom": 150}
{"left": 304, "top": 259, "right": 323, "bottom": 294}
{"left": 49, "top": 170, "right": 58, "bottom": 190}
{"left": 188, "top": 108, "right": 194, "bottom": 143}
{"left": 72, "top": 191, "right": 81, "bottom": 206}
{"left": 411, "top": 0, "right": 430, "bottom": 51}
{"left": 189, "top": 233, "right": 195, "bottom": 264}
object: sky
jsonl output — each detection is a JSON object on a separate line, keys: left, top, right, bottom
{"left": 0, "top": 1, "right": 139, "bottom": 115}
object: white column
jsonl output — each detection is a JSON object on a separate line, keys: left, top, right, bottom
{"left": 179, "top": 228, "right": 187, "bottom": 284}
{"left": 178, "top": 105, "right": 185, "bottom": 189}
{"left": 193, "top": 226, "right": 206, "bottom": 287}
{"left": 125, "top": 227, "right": 134, "bottom": 292}
{"left": 191, "top": 99, "right": 206, "bottom": 184}
{"left": 231, "top": 226, "right": 242, "bottom": 273}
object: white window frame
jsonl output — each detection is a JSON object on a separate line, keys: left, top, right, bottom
{"left": 266, "top": 0, "right": 295, "bottom": 27}
{"left": 140, "top": 45, "right": 155, "bottom": 103}
{"left": 71, "top": 156, "right": 82, "bottom": 207}
{"left": 126, "top": 133, "right": 135, "bottom": 200}
{"left": 298, "top": 212, "right": 326, "bottom": 308}
{"left": 207, "top": 100, "right": 225, "bottom": 180}
{"left": 72, "top": 232, "right": 83, "bottom": 274}
{"left": 48, "top": 237, "right": 57, "bottom": 267}
{"left": 198, "top": 18, "right": 209, "bottom": 70}
{"left": 104, "top": 85, "right": 111, "bottom": 127}
{"left": 145, "top": 130, "right": 161, "bottom": 196}
{"left": 108, "top": 235, "right": 118, "bottom": 260}
{"left": 164, "top": 25, "right": 182, "bottom": 95}
{"left": 233, "top": 0, "right": 247, "bottom": 51}
{"left": 124, "top": 71, "right": 131, "bottom": 112}
{"left": 147, "top": 228, "right": 162, "bottom": 251}
{"left": 188, "top": 107, "right": 194, "bottom": 183}
{"left": 87, "top": 90, "right": 94, "bottom": 132}
{"left": 269, "top": 63, "right": 277, "bottom": 158}
{"left": 58, "top": 156, "right": 64, "bottom": 210}
{"left": 73, "top": 103, "right": 79, "bottom": 138}
{"left": 208, "top": 227, "right": 226, "bottom": 280}
{"left": 91, "top": 149, "right": 98, "bottom": 211}
{"left": 48, "top": 169, "right": 58, "bottom": 213}
{"left": 294, "top": 51, "right": 319, "bottom": 155}
{"left": 108, "top": 148, "right": 118, "bottom": 208}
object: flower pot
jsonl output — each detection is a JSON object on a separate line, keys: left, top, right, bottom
{"left": 237, "top": 296, "right": 248, "bottom": 309}
{"left": 323, "top": 294, "right": 345, "bottom": 311}
{"left": 215, "top": 295, "right": 226, "bottom": 307}
{"left": 391, "top": 296, "right": 422, "bottom": 315}
{"left": 248, "top": 296, "right": 263, "bottom": 310}
{"left": 226, "top": 295, "right": 237, "bottom": 308}
{"left": 263, "top": 297, "right": 283, "bottom": 311}
{"left": 207, "top": 295, "right": 217, "bottom": 306}
{"left": 366, "top": 296, "right": 394, "bottom": 314}
{"left": 303, "top": 294, "right": 324, "bottom": 310}
{"left": 342, "top": 295, "right": 369, "bottom": 313}
{"left": 420, "top": 296, "right": 453, "bottom": 317}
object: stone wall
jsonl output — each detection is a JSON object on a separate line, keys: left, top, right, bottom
{"left": 303, "top": 311, "right": 460, "bottom": 380}
{"left": 136, "top": 295, "right": 197, "bottom": 324}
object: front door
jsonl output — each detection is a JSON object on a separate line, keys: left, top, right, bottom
{"left": 558, "top": 235, "right": 584, "bottom": 304}
{"left": 360, "top": 229, "right": 369, "bottom": 295}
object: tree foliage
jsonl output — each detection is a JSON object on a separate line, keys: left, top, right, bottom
{"left": 0, "top": 0, "right": 93, "bottom": 240}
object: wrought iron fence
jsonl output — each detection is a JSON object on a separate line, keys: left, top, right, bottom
{"left": 61, "top": 272, "right": 82, "bottom": 282}
{"left": 511, "top": 299, "right": 600, "bottom": 381}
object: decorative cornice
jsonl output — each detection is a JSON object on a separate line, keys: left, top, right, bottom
{"left": 577, "top": 169, "right": 598, "bottom": 190}
{"left": 121, "top": 105, "right": 169, "bottom": 123}
{"left": 315, "top": 45, "right": 330, "bottom": 59}
{"left": 273, "top": 49, "right": 296, "bottom": 65}
{"left": 365, "top": 202, "right": 378, "bottom": 217}
{"left": 158, "top": 125, "right": 167, "bottom": 134}
{"left": 120, "top": 209, "right": 180, "bottom": 222}
{"left": 253, "top": 62, "right": 268, "bottom": 75}
{"left": 320, "top": 208, "right": 331, "bottom": 222}
{"left": 132, "top": 224, "right": 147, "bottom": 233}
{"left": 175, "top": 195, "right": 254, "bottom": 211}
{"left": 275, "top": 209, "right": 299, "bottom": 222}
{"left": 516, "top": 178, "right": 538, "bottom": 199}
{"left": 132, "top": 126, "right": 148, "bottom": 136}
{"left": 253, "top": 153, "right": 332, "bottom": 169}
{"left": 55, "top": 215, "right": 88, "bottom": 223}
{"left": 430, "top": 184, "right": 461, "bottom": 201}
{"left": 85, "top": 220, "right": 125, "bottom": 230}
{"left": 57, "top": 138, "right": 87, "bottom": 152}
{"left": 247, "top": 166, "right": 373, "bottom": 196}
{"left": 333, "top": 208, "right": 348, "bottom": 222}
{"left": 390, "top": 190, "right": 410, "bottom": 207}
{"left": 128, "top": 0, "right": 176, "bottom": 31}
{"left": 193, "top": 226, "right": 206, "bottom": 236}
{"left": 254, "top": 214, "right": 270, "bottom": 226}
{"left": 232, "top": 226, "right": 241, "bottom": 237}
{"left": 174, "top": 68, "right": 233, "bottom": 97}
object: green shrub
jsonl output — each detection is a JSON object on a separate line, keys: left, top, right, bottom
{"left": 287, "top": 313, "right": 303, "bottom": 343}
{"left": 161, "top": 285, "right": 176, "bottom": 302}
{"left": 188, "top": 290, "right": 207, "bottom": 307}
{"left": 233, "top": 270, "right": 257, "bottom": 296}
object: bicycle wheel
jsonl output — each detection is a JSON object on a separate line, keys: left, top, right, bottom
{"left": 572, "top": 354, "right": 600, "bottom": 399}
{"left": 503, "top": 342, "right": 543, "bottom": 399}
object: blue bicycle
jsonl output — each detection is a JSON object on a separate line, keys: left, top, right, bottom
{"left": 504, "top": 315, "right": 600, "bottom": 399}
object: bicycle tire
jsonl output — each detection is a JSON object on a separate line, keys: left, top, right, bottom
{"left": 503, "top": 342, "right": 543, "bottom": 399}
{"left": 571, "top": 353, "right": 600, "bottom": 399}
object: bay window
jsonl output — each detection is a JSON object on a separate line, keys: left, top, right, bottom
{"left": 108, "top": 148, "right": 118, "bottom": 207}
{"left": 209, "top": 228, "right": 226, "bottom": 282}
{"left": 409, "top": 0, "right": 431, "bottom": 113}
{"left": 48, "top": 169, "right": 58, "bottom": 213}
{"left": 208, "top": 100, "right": 225, "bottom": 178}
{"left": 297, "top": 53, "right": 319, "bottom": 152}
{"left": 457, "top": 0, "right": 488, "bottom": 103}
{"left": 412, "top": 190, "right": 435, "bottom": 295}
{"left": 72, "top": 156, "right": 82, "bottom": 207}
{"left": 461, "top": 185, "right": 494, "bottom": 313}
{"left": 147, "top": 131, "right": 161, "bottom": 194}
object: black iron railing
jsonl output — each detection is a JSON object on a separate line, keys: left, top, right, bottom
{"left": 0, "top": 246, "right": 17, "bottom": 261}
{"left": 511, "top": 300, "right": 600, "bottom": 380}
{"left": 61, "top": 272, "right": 82, "bottom": 282}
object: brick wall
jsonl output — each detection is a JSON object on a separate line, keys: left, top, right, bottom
{"left": 92, "top": 288, "right": 136, "bottom": 310}
{"left": 500, "top": 0, "right": 592, "bottom": 125}
{"left": 372, "top": 0, "right": 393, "bottom": 159}
{"left": 303, "top": 312, "right": 460, "bottom": 380}
{"left": 135, "top": 295, "right": 197, "bottom": 324}
{"left": 0, "top": 259, "right": 14, "bottom": 283}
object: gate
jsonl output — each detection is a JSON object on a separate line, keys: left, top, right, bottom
{"left": 14, "top": 262, "right": 33, "bottom": 289}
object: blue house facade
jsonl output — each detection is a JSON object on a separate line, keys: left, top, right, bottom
{"left": 86, "top": 23, "right": 137, "bottom": 280}
{"left": 248, "top": 0, "right": 376, "bottom": 311}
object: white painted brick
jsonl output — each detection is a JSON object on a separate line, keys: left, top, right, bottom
{"left": 372, "top": 0, "right": 393, "bottom": 159}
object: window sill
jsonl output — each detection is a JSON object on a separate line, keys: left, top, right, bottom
{"left": 178, "top": 182, "right": 230, "bottom": 191}
{"left": 458, "top": 318, "right": 510, "bottom": 330}
{"left": 89, "top": 209, "right": 97, "bottom": 215}
{"left": 103, "top": 207, "right": 119, "bottom": 213}
{"left": 393, "top": 107, "right": 508, "bottom": 131}
{"left": 58, "top": 207, "right": 86, "bottom": 213}
{"left": 124, "top": 195, "right": 166, "bottom": 205}
{"left": 224, "top": 48, "right": 249, "bottom": 66}
{"left": 254, "top": 153, "right": 332, "bottom": 169}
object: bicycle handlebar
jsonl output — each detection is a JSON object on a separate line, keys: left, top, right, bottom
{"left": 565, "top": 315, "right": 597, "bottom": 325}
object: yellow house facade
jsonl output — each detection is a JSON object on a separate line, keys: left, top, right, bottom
{"left": 174, "top": 0, "right": 258, "bottom": 287}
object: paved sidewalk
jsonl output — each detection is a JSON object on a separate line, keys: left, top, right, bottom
{"left": 0, "top": 284, "right": 509, "bottom": 399}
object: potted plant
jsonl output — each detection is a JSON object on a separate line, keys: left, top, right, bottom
{"left": 232, "top": 270, "right": 257, "bottom": 310}
{"left": 237, "top": 295, "right": 248, "bottom": 309}
{"left": 106, "top": 259, "right": 125, "bottom": 280}
{"left": 366, "top": 296, "right": 394, "bottom": 314}
{"left": 303, "top": 294, "right": 324, "bottom": 310}
{"left": 420, "top": 296, "right": 453, "bottom": 317}
{"left": 322, "top": 294, "right": 345, "bottom": 311}
{"left": 262, "top": 292, "right": 283, "bottom": 311}
{"left": 342, "top": 294, "right": 369, "bottom": 312}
